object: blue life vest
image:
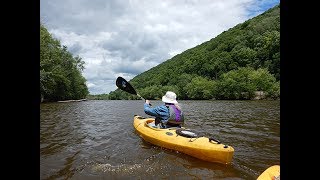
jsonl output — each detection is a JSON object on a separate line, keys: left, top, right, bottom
{"left": 167, "top": 104, "right": 184, "bottom": 125}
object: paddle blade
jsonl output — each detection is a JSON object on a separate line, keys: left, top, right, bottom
{"left": 116, "top": 77, "right": 137, "bottom": 95}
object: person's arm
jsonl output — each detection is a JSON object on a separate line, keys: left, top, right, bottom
{"left": 144, "top": 100, "right": 158, "bottom": 116}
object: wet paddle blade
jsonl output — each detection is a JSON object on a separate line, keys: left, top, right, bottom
{"left": 116, "top": 77, "right": 137, "bottom": 95}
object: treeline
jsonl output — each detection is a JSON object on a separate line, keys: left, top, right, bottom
{"left": 103, "top": 67, "right": 279, "bottom": 100}
{"left": 87, "top": 94, "right": 109, "bottom": 100}
{"left": 99, "top": 4, "right": 280, "bottom": 100}
{"left": 40, "top": 24, "right": 89, "bottom": 102}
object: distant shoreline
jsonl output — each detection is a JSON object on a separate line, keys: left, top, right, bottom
{"left": 57, "top": 99, "right": 87, "bottom": 103}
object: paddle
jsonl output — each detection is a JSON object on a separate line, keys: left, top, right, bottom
{"left": 116, "top": 76, "right": 150, "bottom": 105}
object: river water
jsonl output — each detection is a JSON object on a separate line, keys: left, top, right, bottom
{"left": 40, "top": 100, "right": 280, "bottom": 179}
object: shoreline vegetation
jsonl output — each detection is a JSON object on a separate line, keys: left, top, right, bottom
{"left": 40, "top": 24, "right": 89, "bottom": 103}
{"left": 41, "top": 91, "right": 274, "bottom": 102}
{"left": 57, "top": 99, "right": 87, "bottom": 103}
{"left": 86, "top": 90, "right": 278, "bottom": 101}
{"left": 41, "top": 98, "right": 87, "bottom": 103}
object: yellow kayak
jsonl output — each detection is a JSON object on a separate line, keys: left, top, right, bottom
{"left": 133, "top": 115, "right": 234, "bottom": 164}
{"left": 257, "top": 165, "right": 280, "bottom": 180}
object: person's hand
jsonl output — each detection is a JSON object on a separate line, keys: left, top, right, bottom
{"left": 145, "top": 100, "right": 151, "bottom": 105}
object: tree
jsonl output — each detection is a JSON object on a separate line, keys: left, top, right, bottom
{"left": 184, "top": 76, "right": 216, "bottom": 100}
{"left": 40, "top": 23, "right": 89, "bottom": 101}
{"left": 216, "top": 67, "right": 279, "bottom": 99}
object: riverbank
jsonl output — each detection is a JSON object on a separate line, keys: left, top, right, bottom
{"left": 57, "top": 99, "right": 87, "bottom": 103}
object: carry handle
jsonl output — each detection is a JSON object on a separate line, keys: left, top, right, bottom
{"left": 209, "top": 137, "right": 221, "bottom": 144}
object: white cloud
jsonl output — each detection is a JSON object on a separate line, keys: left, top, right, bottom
{"left": 40, "top": 0, "right": 279, "bottom": 94}
{"left": 86, "top": 82, "right": 96, "bottom": 88}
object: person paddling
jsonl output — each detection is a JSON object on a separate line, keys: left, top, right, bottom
{"left": 144, "top": 91, "right": 184, "bottom": 129}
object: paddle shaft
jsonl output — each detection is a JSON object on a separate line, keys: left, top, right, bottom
{"left": 136, "top": 94, "right": 144, "bottom": 101}
{"left": 137, "top": 94, "right": 151, "bottom": 106}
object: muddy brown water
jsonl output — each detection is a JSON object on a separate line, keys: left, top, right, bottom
{"left": 40, "top": 100, "right": 280, "bottom": 179}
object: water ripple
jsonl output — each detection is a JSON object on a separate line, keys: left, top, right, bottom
{"left": 41, "top": 100, "right": 279, "bottom": 179}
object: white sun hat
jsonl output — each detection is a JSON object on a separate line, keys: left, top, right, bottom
{"left": 162, "top": 91, "right": 178, "bottom": 104}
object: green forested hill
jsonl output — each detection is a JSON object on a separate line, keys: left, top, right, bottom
{"left": 40, "top": 24, "right": 89, "bottom": 102}
{"left": 108, "top": 4, "right": 280, "bottom": 100}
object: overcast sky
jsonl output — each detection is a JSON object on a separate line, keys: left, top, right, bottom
{"left": 40, "top": 0, "right": 279, "bottom": 95}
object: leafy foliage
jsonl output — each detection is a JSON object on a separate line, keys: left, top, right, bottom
{"left": 216, "top": 67, "right": 277, "bottom": 99}
{"left": 40, "top": 24, "right": 89, "bottom": 101}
